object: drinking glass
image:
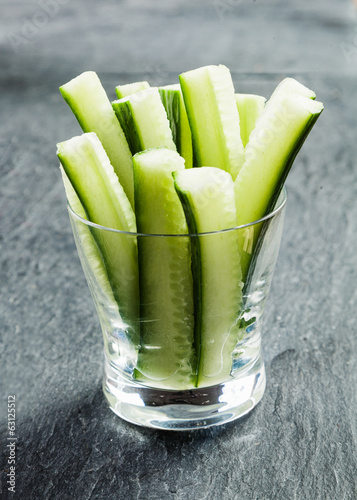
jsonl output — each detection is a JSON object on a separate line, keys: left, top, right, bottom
{"left": 67, "top": 189, "right": 287, "bottom": 430}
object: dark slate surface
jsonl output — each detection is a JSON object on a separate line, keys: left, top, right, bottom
{"left": 1, "top": 1, "right": 357, "bottom": 498}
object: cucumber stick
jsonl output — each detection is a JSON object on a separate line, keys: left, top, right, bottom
{"left": 235, "top": 94, "right": 324, "bottom": 281}
{"left": 133, "top": 148, "right": 196, "bottom": 389}
{"left": 112, "top": 88, "right": 176, "bottom": 155}
{"left": 57, "top": 132, "right": 139, "bottom": 343}
{"left": 60, "top": 166, "right": 116, "bottom": 305}
{"left": 158, "top": 84, "right": 193, "bottom": 168}
{"left": 235, "top": 94, "right": 266, "bottom": 147}
{"left": 173, "top": 167, "right": 243, "bottom": 388}
{"left": 59, "top": 71, "right": 135, "bottom": 209}
{"left": 115, "top": 81, "right": 150, "bottom": 99}
{"left": 179, "top": 65, "right": 245, "bottom": 180}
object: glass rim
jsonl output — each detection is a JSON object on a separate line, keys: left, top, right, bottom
{"left": 67, "top": 187, "right": 287, "bottom": 237}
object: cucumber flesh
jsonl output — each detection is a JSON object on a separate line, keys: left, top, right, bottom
{"left": 158, "top": 84, "right": 193, "bottom": 168}
{"left": 235, "top": 94, "right": 324, "bottom": 281}
{"left": 235, "top": 93, "right": 266, "bottom": 148}
{"left": 59, "top": 71, "right": 135, "bottom": 209}
{"left": 111, "top": 88, "right": 176, "bottom": 155}
{"left": 269, "top": 77, "right": 316, "bottom": 102}
{"left": 115, "top": 81, "right": 150, "bottom": 99}
{"left": 133, "top": 148, "right": 196, "bottom": 389}
{"left": 173, "top": 167, "right": 243, "bottom": 388}
{"left": 179, "top": 65, "right": 245, "bottom": 180}
{"left": 57, "top": 132, "right": 139, "bottom": 344}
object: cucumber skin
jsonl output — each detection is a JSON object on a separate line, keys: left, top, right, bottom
{"left": 263, "top": 111, "right": 321, "bottom": 218}
{"left": 158, "top": 86, "right": 193, "bottom": 169}
{"left": 177, "top": 91, "right": 193, "bottom": 169}
{"left": 172, "top": 186, "right": 202, "bottom": 371}
{"left": 158, "top": 89, "right": 181, "bottom": 152}
{"left": 112, "top": 100, "right": 143, "bottom": 155}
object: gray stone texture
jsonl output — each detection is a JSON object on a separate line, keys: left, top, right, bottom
{"left": 1, "top": 0, "right": 357, "bottom": 498}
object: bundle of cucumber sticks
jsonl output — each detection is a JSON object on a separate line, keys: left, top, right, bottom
{"left": 57, "top": 65, "right": 323, "bottom": 389}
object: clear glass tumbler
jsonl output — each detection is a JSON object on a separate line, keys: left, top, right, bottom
{"left": 67, "top": 189, "right": 286, "bottom": 430}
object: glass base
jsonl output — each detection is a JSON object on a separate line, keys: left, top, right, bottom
{"left": 103, "top": 354, "right": 266, "bottom": 430}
